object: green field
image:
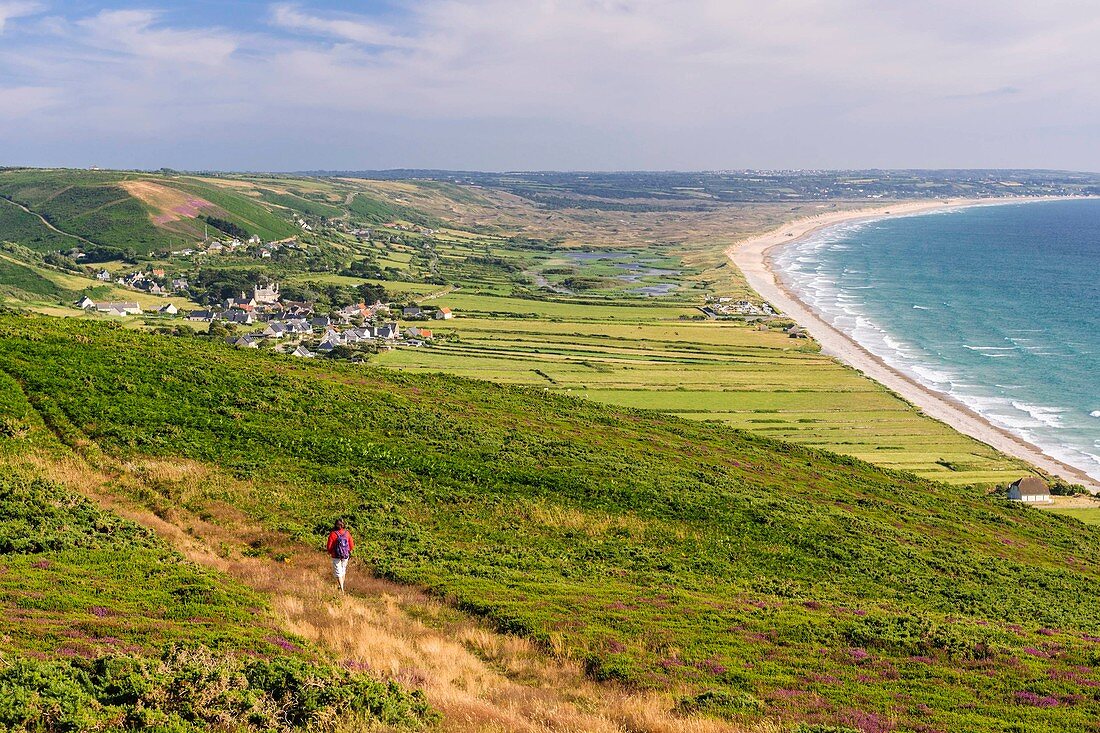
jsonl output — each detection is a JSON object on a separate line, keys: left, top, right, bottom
{"left": 379, "top": 313, "right": 1030, "bottom": 486}
{"left": 2, "top": 315, "right": 1099, "bottom": 732}
{"left": 1046, "top": 507, "right": 1100, "bottom": 525}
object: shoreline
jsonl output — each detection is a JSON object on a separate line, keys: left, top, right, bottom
{"left": 727, "top": 197, "right": 1100, "bottom": 492}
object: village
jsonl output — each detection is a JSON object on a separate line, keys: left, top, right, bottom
{"left": 75, "top": 277, "right": 455, "bottom": 359}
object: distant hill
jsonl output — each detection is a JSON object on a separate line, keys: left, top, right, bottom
{"left": 0, "top": 169, "right": 300, "bottom": 257}
{"left": 2, "top": 314, "right": 1098, "bottom": 732}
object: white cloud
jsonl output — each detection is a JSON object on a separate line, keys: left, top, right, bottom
{"left": 270, "top": 3, "right": 416, "bottom": 48}
{"left": 2, "top": 1, "right": 1100, "bottom": 169}
{"left": 76, "top": 9, "right": 238, "bottom": 66}
{"left": 0, "top": 1, "right": 41, "bottom": 33}
{"left": 0, "top": 85, "right": 57, "bottom": 116}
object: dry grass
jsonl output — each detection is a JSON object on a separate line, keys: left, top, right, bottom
{"left": 10, "top": 448, "right": 775, "bottom": 733}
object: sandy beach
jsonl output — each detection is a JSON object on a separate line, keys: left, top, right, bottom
{"left": 727, "top": 198, "right": 1100, "bottom": 492}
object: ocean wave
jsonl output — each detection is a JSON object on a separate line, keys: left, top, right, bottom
{"left": 770, "top": 204, "right": 1100, "bottom": 482}
{"left": 1010, "top": 401, "right": 1067, "bottom": 429}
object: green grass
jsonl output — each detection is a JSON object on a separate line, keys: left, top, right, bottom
{"left": 0, "top": 255, "right": 73, "bottom": 301}
{"left": 2, "top": 315, "right": 1099, "bottom": 732}
{"left": 378, "top": 318, "right": 1029, "bottom": 485}
{"left": 0, "top": 198, "right": 76, "bottom": 251}
{"left": 1045, "top": 507, "right": 1100, "bottom": 525}
{"left": 169, "top": 178, "right": 300, "bottom": 240}
{"left": 0, "top": 356, "right": 434, "bottom": 732}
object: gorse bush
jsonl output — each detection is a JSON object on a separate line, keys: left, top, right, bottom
{"left": 0, "top": 645, "right": 435, "bottom": 732}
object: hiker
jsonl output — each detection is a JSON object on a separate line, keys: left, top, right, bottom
{"left": 326, "top": 519, "right": 354, "bottom": 592}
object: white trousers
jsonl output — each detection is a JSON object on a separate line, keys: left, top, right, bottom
{"left": 332, "top": 557, "right": 349, "bottom": 586}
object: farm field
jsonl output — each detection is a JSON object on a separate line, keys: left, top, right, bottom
{"left": 380, "top": 312, "right": 1030, "bottom": 486}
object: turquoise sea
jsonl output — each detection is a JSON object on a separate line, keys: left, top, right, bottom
{"left": 772, "top": 199, "right": 1100, "bottom": 482}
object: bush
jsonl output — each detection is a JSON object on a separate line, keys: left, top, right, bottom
{"left": 674, "top": 689, "right": 763, "bottom": 719}
{"left": 0, "top": 645, "right": 437, "bottom": 732}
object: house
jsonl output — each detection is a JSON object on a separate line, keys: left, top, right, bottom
{"left": 76, "top": 296, "right": 96, "bottom": 309}
{"left": 434, "top": 307, "right": 453, "bottom": 320}
{"left": 286, "top": 318, "right": 312, "bottom": 334}
{"left": 226, "top": 293, "right": 257, "bottom": 310}
{"left": 405, "top": 327, "right": 433, "bottom": 340}
{"left": 231, "top": 335, "right": 262, "bottom": 349}
{"left": 282, "top": 300, "right": 314, "bottom": 317}
{"left": 263, "top": 322, "right": 288, "bottom": 339}
{"left": 402, "top": 306, "right": 423, "bottom": 318}
{"left": 95, "top": 270, "right": 112, "bottom": 282}
{"left": 95, "top": 302, "right": 142, "bottom": 315}
{"left": 222, "top": 310, "right": 254, "bottom": 325}
{"left": 252, "top": 283, "right": 280, "bottom": 305}
{"left": 158, "top": 304, "right": 178, "bottom": 315}
{"left": 171, "top": 278, "right": 189, "bottom": 291}
{"left": 337, "top": 303, "right": 369, "bottom": 321}
{"left": 151, "top": 268, "right": 166, "bottom": 277}
{"left": 311, "top": 315, "right": 332, "bottom": 330}
{"left": 291, "top": 345, "right": 314, "bottom": 358}
{"left": 148, "top": 283, "right": 166, "bottom": 296}
{"left": 786, "top": 325, "right": 808, "bottom": 339}
{"left": 187, "top": 309, "right": 214, "bottom": 322}
{"left": 374, "top": 322, "right": 400, "bottom": 340}
{"left": 1007, "top": 477, "right": 1052, "bottom": 504}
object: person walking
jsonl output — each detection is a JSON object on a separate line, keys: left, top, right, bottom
{"left": 326, "top": 519, "right": 354, "bottom": 593}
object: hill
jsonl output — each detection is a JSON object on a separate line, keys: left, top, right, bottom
{"left": 0, "top": 369, "right": 433, "bottom": 732}
{"left": 1, "top": 313, "right": 1098, "bottom": 732}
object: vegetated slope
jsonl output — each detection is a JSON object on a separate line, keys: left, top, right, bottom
{"left": 0, "top": 369, "right": 434, "bottom": 732}
{"left": 0, "top": 255, "right": 75, "bottom": 302}
{"left": 0, "top": 197, "right": 78, "bottom": 250}
{"left": 0, "top": 170, "right": 299, "bottom": 256}
{"left": 1, "top": 315, "right": 1098, "bottom": 732}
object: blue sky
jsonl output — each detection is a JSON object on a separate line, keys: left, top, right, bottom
{"left": 1, "top": 1, "right": 1099, "bottom": 171}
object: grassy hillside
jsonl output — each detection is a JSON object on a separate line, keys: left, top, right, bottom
{"left": 0, "top": 370, "right": 433, "bottom": 732}
{"left": 0, "top": 170, "right": 300, "bottom": 256}
{"left": 2, "top": 314, "right": 1098, "bottom": 732}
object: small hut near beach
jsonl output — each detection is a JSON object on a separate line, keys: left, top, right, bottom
{"left": 1007, "top": 477, "right": 1052, "bottom": 504}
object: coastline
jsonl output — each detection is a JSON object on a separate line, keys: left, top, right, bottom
{"left": 727, "top": 197, "right": 1100, "bottom": 492}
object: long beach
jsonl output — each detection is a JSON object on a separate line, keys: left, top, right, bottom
{"left": 727, "top": 198, "right": 1100, "bottom": 492}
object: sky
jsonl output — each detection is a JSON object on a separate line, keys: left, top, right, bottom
{"left": 1, "top": 1, "right": 1099, "bottom": 172}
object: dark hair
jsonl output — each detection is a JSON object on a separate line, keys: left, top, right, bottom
{"left": 334, "top": 518, "right": 345, "bottom": 530}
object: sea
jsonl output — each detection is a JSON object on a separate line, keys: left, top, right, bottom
{"left": 771, "top": 199, "right": 1100, "bottom": 482}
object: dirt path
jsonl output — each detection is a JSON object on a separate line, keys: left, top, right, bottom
{"left": 18, "top": 446, "right": 769, "bottom": 733}
{"left": 0, "top": 195, "right": 94, "bottom": 246}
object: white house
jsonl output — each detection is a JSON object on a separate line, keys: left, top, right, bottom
{"left": 76, "top": 296, "right": 96, "bottom": 309}
{"left": 1007, "top": 477, "right": 1052, "bottom": 504}
{"left": 96, "top": 302, "right": 142, "bottom": 315}
{"left": 434, "top": 307, "right": 454, "bottom": 320}
{"left": 158, "top": 304, "right": 178, "bottom": 315}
